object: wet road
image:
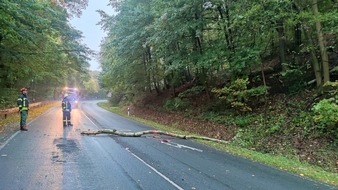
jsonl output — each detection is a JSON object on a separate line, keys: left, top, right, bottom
{"left": 0, "top": 101, "right": 336, "bottom": 190}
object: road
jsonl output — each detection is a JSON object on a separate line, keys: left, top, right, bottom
{"left": 0, "top": 100, "right": 336, "bottom": 190}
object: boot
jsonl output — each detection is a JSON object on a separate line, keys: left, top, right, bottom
{"left": 68, "top": 123, "right": 73, "bottom": 126}
{"left": 63, "top": 122, "right": 67, "bottom": 127}
{"left": 21, "top": 125, "right": 28, "bottom": 131}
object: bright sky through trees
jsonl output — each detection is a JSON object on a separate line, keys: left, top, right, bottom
{"left": 70, "top": 0, "right": 112, "bottom": 71}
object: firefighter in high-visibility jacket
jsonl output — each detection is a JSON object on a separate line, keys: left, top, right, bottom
{"left": 17, "top": 88, "right": 29, "bottom": 131}
{"left": 62, "top": 93, "right": 73, "bottom": 127}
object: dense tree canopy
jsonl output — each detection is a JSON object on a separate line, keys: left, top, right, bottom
{"left": 100, "top": 0, "right": 338, "bottom": 98}
{"left": 0, "top": 0, "right": 93, "bottom": 107}
{"left": 98, "top": 0, "right": 338, "bottom": 173}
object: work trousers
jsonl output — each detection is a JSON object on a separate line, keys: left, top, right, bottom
{"left": 62, "top": 111, "right": 71, "bottom": 126}
{"left": 20, "top": 110, "right": 28, "bottom": 128}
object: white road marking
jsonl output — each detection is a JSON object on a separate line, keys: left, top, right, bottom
{"left": 161, "top": 141, "right": 203, "bottom": 152}
{"left": 81, "top": 111, "right": 100, "bottom": 129}
{"left": 0, "top": 131, "right": 20, "bottom": 151}
{"left": 126, "top": 148, "right": 184, "bottom": 190}
{"left": 81, "top": 110, "right": 132, "bottom": 131}
{"left": 83, "top": 111, "right": 184, "bottom": 189}
{"left": 0, "top": 107, "right": 57, "bottom": 151}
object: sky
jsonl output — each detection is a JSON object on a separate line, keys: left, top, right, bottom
{"left": 69, "top": 0, "right": 113, "bottom": 71}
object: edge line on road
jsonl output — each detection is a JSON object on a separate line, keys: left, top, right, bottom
{"left": 0, "top": 106, "right": 58, "bottom": 151}
{"left": 81, "top": 111, "right": 100, "bottom": 129}
{"left": 126, "top": 148, "right": 184, "bottom": 190}
{"left": 81, "top": 109, "right": 184, "bottom": 189}
{"left": 0, "top": 131, "right": 20, "bottom": 151}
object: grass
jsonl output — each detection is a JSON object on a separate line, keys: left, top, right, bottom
{"left": 0, "top": 101, "right": 59, "bottom": 134}
{"left": 98, "top": 101, "right": 338, "bottom": 187}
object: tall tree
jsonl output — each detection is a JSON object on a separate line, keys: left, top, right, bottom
{"left": 99, "top": 0, "right": 338, "bottom": 102}
{"left": 0, "top": 0, "right": 91, "bottom": 103}
{"left": 312, "top": 0, "right": 330, "bottom": 83}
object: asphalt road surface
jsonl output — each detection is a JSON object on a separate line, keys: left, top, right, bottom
{"left": 0, "top": 100, "right": 336, "bottom": 190}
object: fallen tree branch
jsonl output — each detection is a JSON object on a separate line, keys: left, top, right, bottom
{"left": 81, "top": 129, "right": 229, "bottom": 144}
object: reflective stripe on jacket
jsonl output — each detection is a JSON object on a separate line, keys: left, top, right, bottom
{"left": 17, "top": 94, "right": 29, "bottom": 111}
{"left": 62, "top": 97, "right": 71, "bottom": 112}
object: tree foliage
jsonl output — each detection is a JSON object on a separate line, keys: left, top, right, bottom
{"left": 98, "top": 0, "right": 338, "bottom": 174}
{"left": 100, "top": 0, "right": 337, "bottom": 102}
{"left": 0, "top": 0, "right": 92, "bottom": 108}
{"left": 98, "top": 0, "right": 338, "bottom": 140}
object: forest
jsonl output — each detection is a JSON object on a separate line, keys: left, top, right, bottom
{"left": 0, "top": 0, "right": 337, "bottom": 179}
{"left": 0, "top": 0, "right": 102, "bottom": 106}
{"left": 98, "top": 0, "right": 338, "bottom": 174}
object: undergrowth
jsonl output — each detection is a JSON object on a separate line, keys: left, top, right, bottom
{"left": 98, "top": 101, "right": 338, "bottom": 186}
{"left": 0, "top": 101, "right": 59, "bottom": 133}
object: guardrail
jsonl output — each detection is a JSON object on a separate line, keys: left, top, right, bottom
{"left": 0, "top": 102, "right": 46, "bottom": 119}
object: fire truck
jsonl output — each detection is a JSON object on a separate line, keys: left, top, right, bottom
{"left": 62, "top": 87, "right": 80, "bottom": 108}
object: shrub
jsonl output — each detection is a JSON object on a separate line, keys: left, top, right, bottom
{"left": 312, "top": 98, "right": 338, "bottom": 135}
{"left": 109, "top": 93, "right": 124, "bottom": 106}
{"left": 211, "top": 78, "right": 269, "bottom": 113}
{"left": 311, "top": 81, "right": 338, "bottom": 137}
{"left": 178, "top": 86, "right": 205, "bottom": 98}
{"left": 279, "top": 63, "right": 308, "bottom": 94}
{"left": 198, "top": 111, "right": 233, "bottom": 124}
{"left": 164, "top": 97, "right": 190, "bottom": 111}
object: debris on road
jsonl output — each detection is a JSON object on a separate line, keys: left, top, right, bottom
{"left": 81, "top": 129, "right": 229, "bottom": 144}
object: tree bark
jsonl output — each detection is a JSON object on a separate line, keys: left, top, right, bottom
{"left": 303, "top": 28, "right": 322, "bottom": 87}
{"left": 81, "top": 129, "right": 229, "bottom": 144}
{"left": 312, "top": 0, "right": 330, "bottom": 83}
{"left": 294, "top": 23, "right": 302, "bottom": 65}
{"left": 217, "top": 2, "right": 234, "bottom": 51}
{"left": 276, "top": 19, "right": 286, "bottom": 65}
{"left": 293, "top": 0, "right": 322, "bottom": 87}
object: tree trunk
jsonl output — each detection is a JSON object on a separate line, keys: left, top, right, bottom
{"left": 294, "top": 23, "right": 302, "bottom": 65}
{"left": 303, "top": 28, "right": 322, "bottom": 87}
{"left": 312, "top": 0, "right": 330, "bottom": 83}
{"left": 310, "top": 50, "right": 322, "bottom": 87}
{"left": 293, "top": 0, "right": 323, "bottom": 87}
{"left": 81, "top": 129, "right": 229, "bottom": 144}
{"left": 217, "top": 2, "right": 234, "bottom": 51}
{"left": 276, "top": 19, "right": 286, "bottom": 64}
{"left": 143, "top": 52, "right": 152, "bottom": 92}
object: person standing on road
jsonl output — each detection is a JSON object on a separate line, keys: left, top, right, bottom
{"left": 17, "top": 88, "right": 29, "bottom": 131}
{"left": 62, "top": 93, "right": 73, "bottom": 127}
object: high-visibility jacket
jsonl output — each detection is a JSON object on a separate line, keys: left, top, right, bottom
{"left": 62, "top": 97, "right": 72, "bottom": 112}
{"left": 17, "top": 94, "right": 29, "bottom": 112}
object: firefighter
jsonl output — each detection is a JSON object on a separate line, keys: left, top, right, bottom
{"left": 17, "top": 88, "right": 29, "bottom": 131}
{"left": 62, "top": 93, "right": 73, "bottom": 127}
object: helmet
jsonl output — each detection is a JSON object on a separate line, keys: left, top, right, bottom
{"left": 20, "top": 88, "right": 28, "bottom": 92}
{"left": 64, "top": 93, "right": 69, "bottom": 97}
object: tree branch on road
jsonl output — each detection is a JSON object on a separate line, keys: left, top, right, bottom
{"left": 81, "top": 129, "right": 229, "bottom": 144}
